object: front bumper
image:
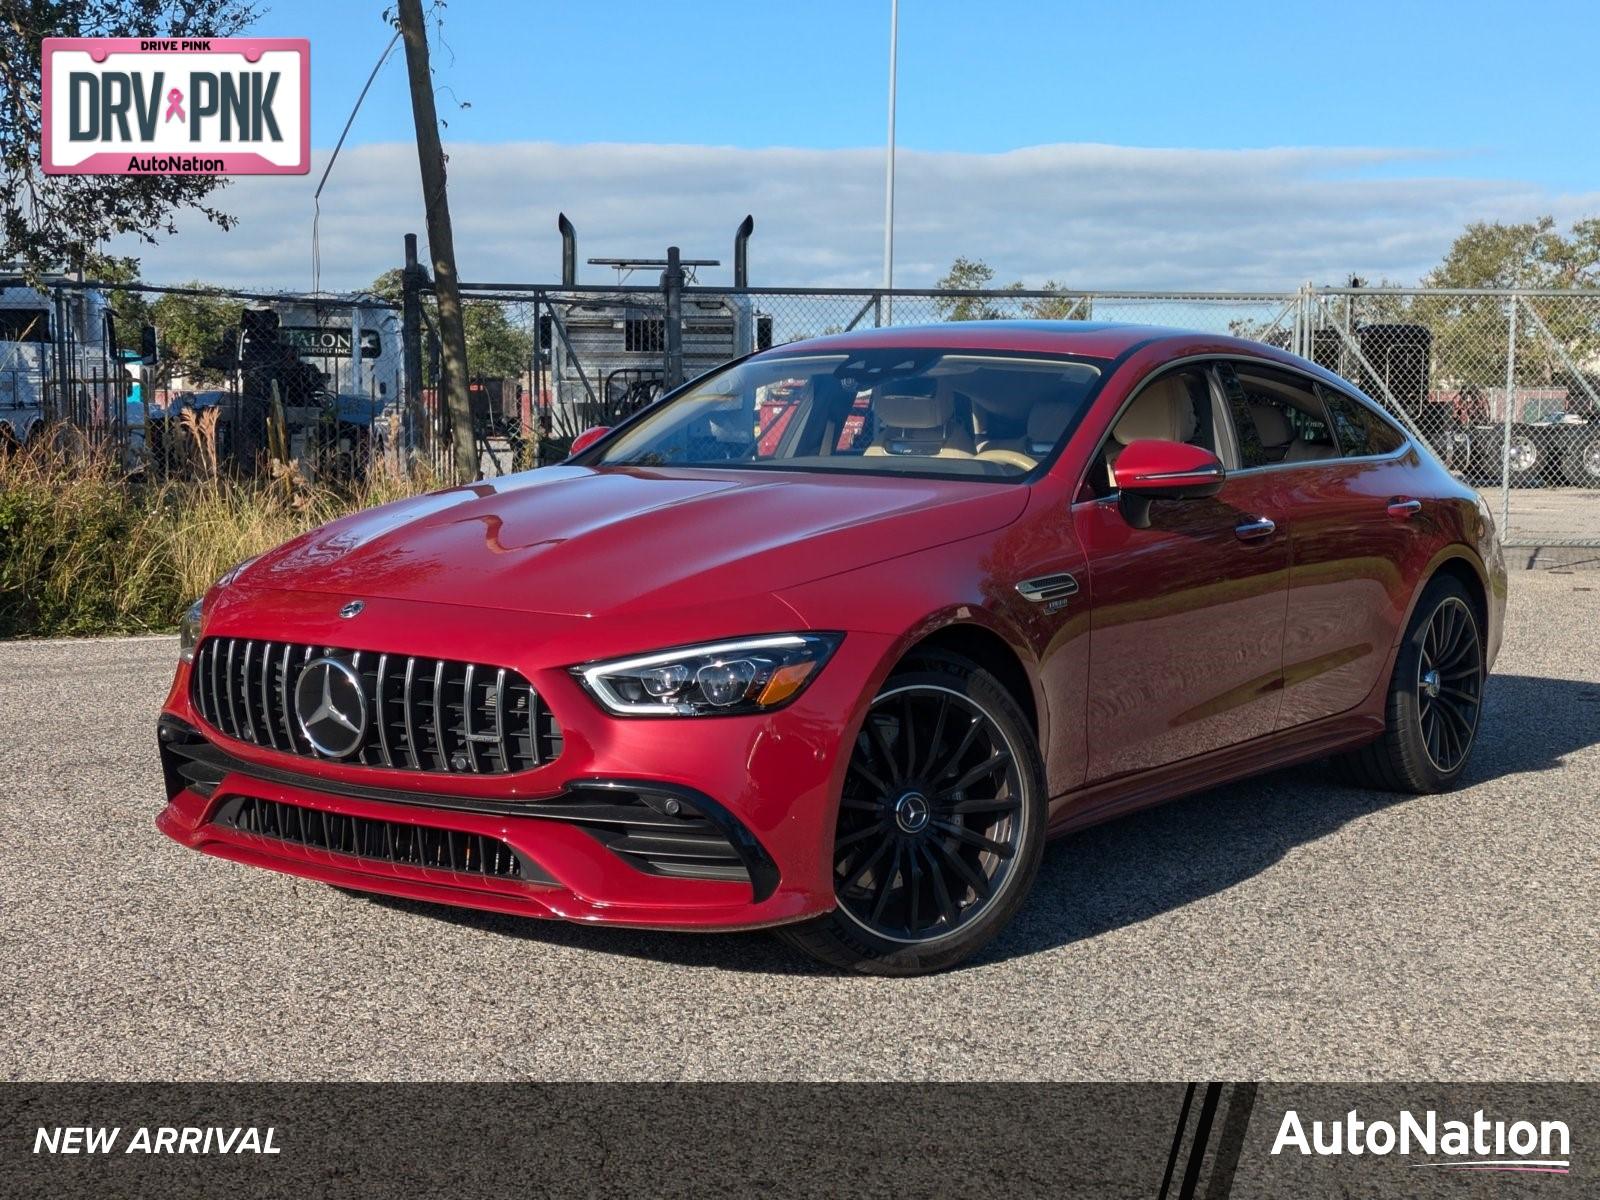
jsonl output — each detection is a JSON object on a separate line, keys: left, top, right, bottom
{"left": 155, "top": 591, "right": 898, "bottom": 931}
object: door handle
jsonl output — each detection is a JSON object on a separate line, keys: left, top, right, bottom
{"left": 1387, "top": 498, "right": 1423, "bottom": 520}
{"left": 1234, "top": 517, "right": 1276, "bottom": 541}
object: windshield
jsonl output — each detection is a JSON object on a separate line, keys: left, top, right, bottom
{"left": 590, "top": 348, "right": 1106, "bottom": 480}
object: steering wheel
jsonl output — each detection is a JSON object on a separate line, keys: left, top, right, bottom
{"left": 975, "top": 449, "right": 1039, "bottom": 472}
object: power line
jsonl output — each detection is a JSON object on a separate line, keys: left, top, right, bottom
{"left": 312, "top": 28, "right": 402, "bottom": 294}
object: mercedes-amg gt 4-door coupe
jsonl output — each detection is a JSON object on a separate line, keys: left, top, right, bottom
{"left": 158, "top": 323, "right": 1505, "bottom": 974}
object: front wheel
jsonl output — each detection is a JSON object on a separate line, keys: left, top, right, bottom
{"left": 777, "top": 652, "right": 1047, "bottom": 975}
{"left": 1337, "top": 575, "right": 1485, "bottom": 793}
{"left": 1505, "top": 430, "right": 1550, "bottom": 487}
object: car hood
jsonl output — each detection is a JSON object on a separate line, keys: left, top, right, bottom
{"left": 240, "top": 465, "right": 1029, "bottom": 619}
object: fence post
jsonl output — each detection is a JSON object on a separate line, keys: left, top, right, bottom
{"left": 661, "top": 245, "right": 685, "bottom": 391}
{"left": 1499, "top": 296, "right": 1518, "bottom": 532}
{"left": 401, "top": 233, "right": 426, "bottom": 459}
{"left": 525, "top": 293, "right": 543, "bottom": 469}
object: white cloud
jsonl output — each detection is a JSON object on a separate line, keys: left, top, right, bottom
{"left": 112, "top": 141, "right": 1600, "bottom": 293}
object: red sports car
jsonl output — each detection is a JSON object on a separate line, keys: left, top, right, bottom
{"left": 158, "top": 323, "right": 1505, "bottom": 974}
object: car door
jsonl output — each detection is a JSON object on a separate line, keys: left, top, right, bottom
{"left": 1222, "top": 366, "right": 1429, "bottom": 729}
{"left": 1072, "top": 363, "right": 1291, "bottom": 782}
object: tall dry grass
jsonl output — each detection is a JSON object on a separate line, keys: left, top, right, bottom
{"left": 0, "top": 427, "right": 434, "bottom": 638}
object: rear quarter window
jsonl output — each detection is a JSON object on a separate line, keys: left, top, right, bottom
{"left": 1318, "top": 385, "right": 1407, "bottom": 456}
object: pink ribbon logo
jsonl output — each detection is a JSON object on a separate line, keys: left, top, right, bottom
{"left": 164, "top": 88, "right": 185, "bottom": 123}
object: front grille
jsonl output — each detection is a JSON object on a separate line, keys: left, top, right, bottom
{"left": 191, "top": 637, "right": 562, "bottom": 774}
{"left": 213, "top": 794, "right": 528, "bottom": 880}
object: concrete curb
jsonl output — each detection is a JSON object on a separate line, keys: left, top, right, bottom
{"left": 1503, "top": 545, "right": 1600, "bottom": 570}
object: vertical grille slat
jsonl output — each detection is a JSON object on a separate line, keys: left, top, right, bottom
{"left": 401, "top": 657, "right": 421, "bottom": 769}
{"left": 207, "top": 640, "right": 223, "bottom": 733}
{"left": 278, "top": 643, "right": 296, "bottom": 750}
{"left": 494, "top": 668, "right": 510, "bottom": 773}
{"left": 259, "top": 641, "right": 280, "bottom": 750}
{"left": 374, "top": 653, "right": 393, "bottom": 768}
{"left": 461, "top": 663, "right": 480, "bottom": 773}
{"left": 189, "top": 637, "right": 557, "bottom": 775}
{"left": 239, "top": 640, "right": 258, "bottom": 743}
{"left": 223, "top": 639, "right": 241, "bottom": 738}
{"left": 431, "top": 660, "right": 447, "bottom": 771}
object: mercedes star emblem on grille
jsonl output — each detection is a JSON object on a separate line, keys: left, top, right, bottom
{"left": 293, "top": 657, "right": 368, "bottom": 758}
{"left": 339, "top": 600, "right": 365, "bottom": 619}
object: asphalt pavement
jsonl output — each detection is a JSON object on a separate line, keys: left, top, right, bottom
{"left": 1, "top": 570, "right": 1595, "bottom": 1081}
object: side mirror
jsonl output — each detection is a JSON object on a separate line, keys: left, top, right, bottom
{"left": 569, "top": 425, "right": 611, "bottom": 456}
{"left": 139, "top": 324, "right": 159, "bottom": 365}
{"left": 1113, "top": 439, "right": 1225, "bottom": 529}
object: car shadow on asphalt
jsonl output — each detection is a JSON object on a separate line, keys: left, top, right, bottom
{"left": 360, "top": 672, "right": 1600, "bottom": 976}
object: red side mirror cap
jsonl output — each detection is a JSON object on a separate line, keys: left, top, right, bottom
{"left": 1113, "top": 439, "right": 1225, "bottom": 528}
{"left": 570, "top": 426, "right": 611, "bottom": 456}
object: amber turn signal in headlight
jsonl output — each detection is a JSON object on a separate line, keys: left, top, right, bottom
{"left": 574, "top": 634, "right": 842, "bottom": 716}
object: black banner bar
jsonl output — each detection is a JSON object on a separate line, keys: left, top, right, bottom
{"left": 2, "top": 1083, "right": 1591, "bottom": 1198}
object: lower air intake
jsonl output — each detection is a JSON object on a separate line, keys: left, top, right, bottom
{"left": 212, "top": 794, "right": 527, "bottom": 881}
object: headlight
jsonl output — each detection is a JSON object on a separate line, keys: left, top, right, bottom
{"left": 178, "top": 598, "right": 204, "bottom": 663}
{"left": 575, "top": 633, "right": 842, "bottom": 716}
{"left": 178, "top": 555, "right": 258, "bottom": 663}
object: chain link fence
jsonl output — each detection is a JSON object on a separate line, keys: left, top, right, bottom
{"left": 8, "top": 272, "right": 1598, "bottom": 546}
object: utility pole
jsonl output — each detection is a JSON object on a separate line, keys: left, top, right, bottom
{"left": 882, "top": 0, "right": 899, "bottom": 324}
{"left": 396, "top": 0, "right": 477, "bottom": 483}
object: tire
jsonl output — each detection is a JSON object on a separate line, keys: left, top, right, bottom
{"left": 777, "top": 651, "right": 1048, "bottom": 975}
{"left": 1504, "top": 429, "right": 1549, "bottom": 487}
{"left": 1337, "top": 575, "right": 1485, "bottom": 794}
{"left": 1563, "top": 436, "right": 1600, "bottom": 487}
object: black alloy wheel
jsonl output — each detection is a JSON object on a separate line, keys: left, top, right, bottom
{"left": 1415, "top": 595, "right": 1483, "bottom": 775}
{"left": 1337, "top": 574, "right": 1485, "bottom": 794}
{"left": 833, "top": 684, "right": 1027, "bottom": 943}
{"left": 777, "top": 652, "right": 1047, "bottom": 975}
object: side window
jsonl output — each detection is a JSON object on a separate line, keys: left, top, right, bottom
{"left": 1318, "top": 384, "right": 1406, "bottom": 457}
{"left": 1219, "top": 362, "right": 1339, "bottom": 468}
{"left": 1086, "top": 366, "right": 1218, "bottom": 498}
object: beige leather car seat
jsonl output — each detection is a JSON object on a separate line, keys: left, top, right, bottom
{"left": 1249, "top": 402, "right": 1338, "bottom": 463}
{"left": 864, "top": 382, "right": 975, "bottom": 458}
{"left": 1113, "top": 375, "right": 1198, "bottom": 448}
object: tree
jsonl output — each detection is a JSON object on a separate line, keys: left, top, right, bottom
{"left": 92, "top": 254, "right": 151, "bottom": 345}
{"left": 148, "top": 284, "right": 244, "bottom": 383}
{"left": 369, "top": 270, "right": 531, "bottom": 383}
{"left": 462, "top": 301, "right": 532, "bottom": 381}
{"left": 934, "top": 257, "right": 1075, "bottom": 320}
{"left": 1425, "top": 216, "right": 1600, "bottom": 291}
{"left": 0, "top": 1, "right": 258, "bottom": 281}
{"left": 1413, "top": 216, "right": 1600, "bottom": 389}
{"left": 934, "top": 257, "right": 1018, "bottom": 321}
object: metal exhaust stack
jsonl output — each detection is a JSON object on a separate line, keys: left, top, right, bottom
{"left": 558, "top": 213, "right": 577, "bottom": 286}
{"left": 733, "top": 215, "right": 754, "bottom": 289}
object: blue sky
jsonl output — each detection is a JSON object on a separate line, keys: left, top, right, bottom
{"left": 123, "top": 0, "right": 1600, "bottom": 290}
{"left": 271, "top": 0, "right": 1597, "bottom": 189}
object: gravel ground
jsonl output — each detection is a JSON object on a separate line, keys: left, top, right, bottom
{"left": 1, "top": 570, "right": 1596, "bottom": 1082}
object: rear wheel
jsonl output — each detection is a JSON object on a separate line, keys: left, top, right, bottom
{"left": 1563, "top": 435, "right": 1600, "bottom": 487}
{"left": 1337, "top": 575, "right": 1485, "bottom": 793}
{"left": 777, "top": 652, "right": 1047, "bottom": 975}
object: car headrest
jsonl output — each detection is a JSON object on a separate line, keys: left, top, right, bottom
{"left": 1114, "top": 376, "right": 1197, "bottom": 445}
{"left": 1025, "top": 400, "right": 1075, "bottom": 454}
{"left": 1249, "top": 403, "right": 1292, "bottom": 448}
{"left": 876, "top": 382, "right": 951, "bottom": 430}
